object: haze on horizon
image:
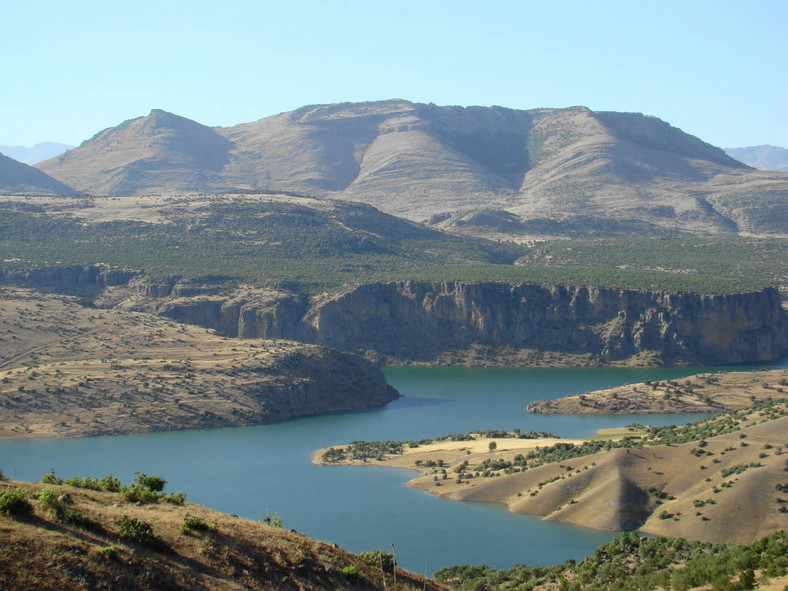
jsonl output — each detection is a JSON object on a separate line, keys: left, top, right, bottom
{"left": 2, "top": 0, "right": 786, "bottom": 150}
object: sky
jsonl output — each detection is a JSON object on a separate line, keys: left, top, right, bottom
{"left": 2, "top": 0, "right": 786, "bottom": 148}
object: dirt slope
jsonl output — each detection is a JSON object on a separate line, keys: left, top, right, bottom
{"left": 0, "top": 479, "right": 443, "bottom": 591}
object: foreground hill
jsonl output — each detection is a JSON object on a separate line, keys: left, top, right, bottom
{"left": 0, "top": 478, "right": 443, "bottom": 591}
{"left": 317, "top": 402, "right": 788, "bottom": 544}
{"left": 0, "top": 153, "right": 74, "bottom": 195}
{"left": 36, "top": 100, "right": 788, "bottom": 238}
{"left": 0, "top": 287, "right": 398, "bottom": 438}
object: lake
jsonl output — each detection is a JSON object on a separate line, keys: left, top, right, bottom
{"left": 1, "top": 362, "right": 783, "bottom": 574}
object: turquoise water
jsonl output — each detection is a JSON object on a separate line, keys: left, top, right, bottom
{"left": 0, "top": 363, "right": 783, "bottom": 573}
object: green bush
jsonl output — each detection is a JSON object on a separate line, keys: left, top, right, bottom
{"left": 262, "top": 511, "right": 283, "bottom": 528}
{"left": 342, "top": 565, "right": 360, "bottom": 579}
{"left": 133, "top": 472, "right": 166, "bottom": 492}
{"left": 121, "top": 485, "right": 159, "bottom": 504}
{"left": 359, "top": 550, "right": 396, "bottom": 571}
{"left": 181, "top": 514, "right": 217, "bottom": 535}
{"left": 97, "top": 545, "right": 119, "bottom": 561}
{"left": 116, "top": 515, "right": 164, "bottom": 550}
{"left": 36, "top": 487, "right": 66, "bottom": 519}
{"left": 0, "top": 487, "right": 33, "bottom": 518}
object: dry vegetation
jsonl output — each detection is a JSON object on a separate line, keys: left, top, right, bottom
{"left": 527, "top": 369, "right": 788, "bottom": 414}
{"left": 317, "top": 403, "right": 788, "bottom": 545}
{"left": 0, "top": 478, "right": 444, "bottom": 591}
{"left": 0, "top": 287, "right": 396, "bottom": 438}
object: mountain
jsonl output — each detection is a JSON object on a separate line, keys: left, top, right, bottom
{"left": 725, "top": 145, "right": 788, "bottom": 172}
{"left": 0, "top": 152, "right": 74, "bottom": 194}
{"left": 36, "top": 101, "right": 788, "bottom": 237}
{"left": 37, "top": 110, "right": 233, "bottom": 195}
{"left": 0, "top": 141, "right": 73, "bottom": 164}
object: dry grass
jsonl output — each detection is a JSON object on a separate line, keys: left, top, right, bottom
{"left": 0, "top": 479, "right": 445, "bottom": 591}
{"left": 528, "top": 369, "right": 788, "bottom": 414}
{"left": 317, "top": 405, "right": 788, "bottom": 544}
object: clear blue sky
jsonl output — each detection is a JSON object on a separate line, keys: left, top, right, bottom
{"left": 3, "top": 0, "right": 786, "bottom": 148}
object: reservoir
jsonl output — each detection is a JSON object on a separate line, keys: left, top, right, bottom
{"left": 0, "top": 363, "right": 782, "bottom": 574}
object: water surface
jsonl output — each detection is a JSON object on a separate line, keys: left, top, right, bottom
{"left": 1, "top": 363, "right": 782, "bottom": 573}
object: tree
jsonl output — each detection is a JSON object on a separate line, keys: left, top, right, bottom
{"left": 489, "top": 441, "right": 497, "bottom": 451}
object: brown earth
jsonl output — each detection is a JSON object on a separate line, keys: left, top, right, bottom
{"left": 0, "top": 287, "right": 398, "bottom": 439}
{"left": 527, "top": 369, "right": 788, "bottom": 414}
{"left": 316, "top": 405, "right": 788, "bottom": 544}
{"left": 0, "top": 479, "right": 444, "bottom": 591}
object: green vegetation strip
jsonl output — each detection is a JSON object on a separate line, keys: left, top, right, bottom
{"left": 437, "top": 530, "right": 788, "bottom": 591}
{"left": 0, "top": 200, "right": 779, "bottom": 294}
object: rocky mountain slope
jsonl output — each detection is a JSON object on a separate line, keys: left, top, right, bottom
{"left": 35, "top": 100, "right": 788, "bottom": 238}
{"left": 0, "top": 287, "right": 398, "bottom": 439}
{"left": 0, "top": 478, "right": 443, "bottom": 591}
{"left": 726, "top": 145, "right": 788, "bottom": 172}
{"left": 0, "top": 153, "right": 74, "bottom": 194}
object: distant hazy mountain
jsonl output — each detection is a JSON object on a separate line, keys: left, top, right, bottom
{"left": 0, "top": 142, "right": 73, "bottom": 164}
{"left": 725, "top": 145, "right": 788, "bottom": 172}
{"left": 36, "top": 101, "right": 788, "bottom": 237}
{"left": 0, "top": 153, "right": 74, "bottom": 194}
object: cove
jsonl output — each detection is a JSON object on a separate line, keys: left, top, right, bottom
{"left": 0, "top": 362, "right": 784, "bottom": 574}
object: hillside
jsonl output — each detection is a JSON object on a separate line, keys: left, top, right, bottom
{"left": 0, "top": 287, "right": 398, "bottom": 438}
{"left": 316, "top": 402, "right": 788, "bottom": 544}
{"left": 0, "top": 477, "right": 443, "bottom": 591}
{"left": 35, "top": 100, "right": 788, "bottom": 238}
{"left": 0, "top": 153, "right": 74, "bottom": 195}
{"left": 726, "top": 145, "right": 788, "bottom": 172}
{"left": 528, "top": 369, "right": 788, "bottom": 414}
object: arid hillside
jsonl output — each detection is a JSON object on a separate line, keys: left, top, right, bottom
{"left": 35, "top": 100, "right": 788, "bottom": 238}
{"left": 528, "top": 369, "right": 788, "bottom": 414}
{"left": 0, "top": 153, "right": 74, "bottom": 195}
{"left": 317, "top": 402, "right": 788, "bottom": 544}
{"left": 0, "top": 287, "right": 398, "bottom": 438}
{"left": 0, "top": 478, "right": 443, "bottom": 591}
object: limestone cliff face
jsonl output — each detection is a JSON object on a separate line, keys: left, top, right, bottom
{"left": 300, "top": 282, "right": 786, "bottom": 364}
{"left": 1, "top": 268, "right": 785, "bottom": 366}
{"left": 142, "top": 281, "right": 786, "bottom": 366}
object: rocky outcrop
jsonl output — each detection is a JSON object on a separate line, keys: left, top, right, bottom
{"left": 1, "top": 268, "right": 785, "bottom": 366}
{"left": 143, "top": 281, "right": 787, "bottom": 366}
{"left": 0, "top": 265, "right": 136, "bottom": 298}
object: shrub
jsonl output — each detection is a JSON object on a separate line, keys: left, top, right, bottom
{"left": 181, "top": 514, "right": 217, "bottom": 535}
{"left": 133, "top": 472, "right": 166, "bottom": 492}
{"left": 41, "top": 469, "right": 63, "bottom": 485}
{"left": 36, "top": 488, "right": 66, "bottom": 519}
{"left": 97, "top": 545, "right": 119, "bottom": 561}
{"left": 0, "top": 487, "right": 33, "bottom": 518}
{"left": 160, "top": 490, "right": 186, "bottom": 505}
{"left": 116, "top": 515, "right": 164, "bottom": 549}
{"left": 359, "top": 550, "right": 396, "bottom": 571}
{"left": 121, "top": 485, "right": 159, "bottom": 504}
{"left": 341, "top": 565, "right": 360, "bottom": 580}
{"left": 99, "top": 474, "right": 122, "bottom": 492}
{"left": 262, "top": 511, "right": 283, "bottom": 528}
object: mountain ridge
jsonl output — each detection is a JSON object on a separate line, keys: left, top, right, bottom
{"left": 34, "top": 100, "right": 788, "bottom": 238}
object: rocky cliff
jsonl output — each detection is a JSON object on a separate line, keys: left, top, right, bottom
{"left": 2, "top": 269, "right": 785, "bottom": 366}
{"left": 138, "top": 280, "right": 787, "bottom": 366}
